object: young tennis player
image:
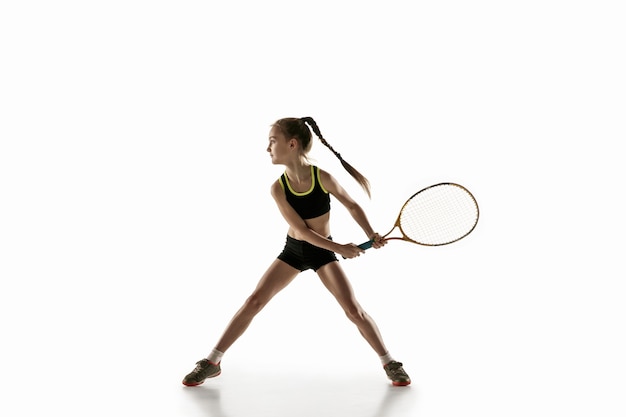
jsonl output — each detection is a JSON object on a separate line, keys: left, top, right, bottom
{"left": 182, "top": 117, "right": 410, "bottom": 386}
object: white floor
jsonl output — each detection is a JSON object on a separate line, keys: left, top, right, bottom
{"left": 5, "top": 286, "right": 625, "bottom": 417}
{"left": 177, "top": 369, "right": 417, "bottom": 417}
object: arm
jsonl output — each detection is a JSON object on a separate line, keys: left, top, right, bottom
{"left": 319, "top": 170, "right": 386, "bottom": 249}
{"left": 270, "top": 180, "right": 365, "bottom": 259}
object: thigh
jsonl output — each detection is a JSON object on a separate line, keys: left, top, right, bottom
{"left": 250, "top": 258, "right": 300, "bottom": 303}
{"left": 316, "top": 261, "right": 359, "bottom": 307}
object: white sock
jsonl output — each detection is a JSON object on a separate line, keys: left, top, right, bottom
{"left": 379, "top": 352, "right": 394, "bottom": 365}
{"left": 207, "top": 348, "right": 224, "bottom": 364}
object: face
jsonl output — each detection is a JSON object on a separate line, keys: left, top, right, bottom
{"left": 266, "top": 125, "right": 294, "bottom": 165}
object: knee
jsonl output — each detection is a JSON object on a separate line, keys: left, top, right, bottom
{"left": 244, "top": 292, "right": 269, "bottom": 313}
{"left": 344, "top": 304, "right": 367, "bottom": 323}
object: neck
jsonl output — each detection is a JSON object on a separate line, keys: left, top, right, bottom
{"left": 284, "top": 161, "right": 311, "bottom": 185}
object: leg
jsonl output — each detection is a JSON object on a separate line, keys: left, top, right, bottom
{"left": 316, "top": 262, "right": 411, "bottom": 386}
{"left": 214, "top": 259, "right": 299, "bottom": 352}
{"left": 183, "top": 259, "right": 299, "bottom": 386}
{"left": 316, "top": 262, "right": 388, "bottom": 356}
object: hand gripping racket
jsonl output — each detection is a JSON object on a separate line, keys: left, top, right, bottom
{"left": 359, "top": 182, "right": 479, "bottom": 250}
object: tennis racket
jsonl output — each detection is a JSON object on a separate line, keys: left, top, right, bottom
{"left": 358, "top": 182, "right": 479, "bottom": 250}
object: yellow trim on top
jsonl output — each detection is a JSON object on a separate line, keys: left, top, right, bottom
{"left": 284, "top": 165, "right": 316, "bottom": 196}
{"left": 317, "top": 166, "right": 329, "bottom": 194}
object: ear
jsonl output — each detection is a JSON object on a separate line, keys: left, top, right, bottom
{"left": 289, "top": 138, "right": 298, "bottom": 149}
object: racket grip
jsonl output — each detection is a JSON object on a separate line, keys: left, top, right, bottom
{"left": 358, "top": 240, "right": 374, "bottom": 250}
{"left": 341, "top": 239, "right": 374, "bottom": 259}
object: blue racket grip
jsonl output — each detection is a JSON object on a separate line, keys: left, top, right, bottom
{"left": 358, "top": 239, "right": 374, "bottom": 250}
{"left": 341, "top": 239, "right": 374, "bottom": 259}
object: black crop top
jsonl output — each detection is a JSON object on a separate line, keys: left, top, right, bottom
{"left": 279, "top": 165, "right": 331, "bottom": 219}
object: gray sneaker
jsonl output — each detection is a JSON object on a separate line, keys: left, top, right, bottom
{"left": 384, "top": 361, "right": 411, "bottom": 386}
{"left": 182, "top": 359, "right": 221, "bottom": 386}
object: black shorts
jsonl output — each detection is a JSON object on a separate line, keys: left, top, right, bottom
{"left": 277, "top": 235, "right": 338, "bottom": 272}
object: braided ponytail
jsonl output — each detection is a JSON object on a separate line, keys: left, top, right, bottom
{"left": 300, "top": 117, "right": 371, "bottom": 198}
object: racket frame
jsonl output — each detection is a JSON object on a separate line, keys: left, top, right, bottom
{"left": 357, "top": 182, "right": 479, "bottom": 249}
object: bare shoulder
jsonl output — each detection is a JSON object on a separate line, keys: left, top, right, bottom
{"left": 318, "top": 168, "right": 354, "bottom": 203}
{"left": 270, "top": 180, "right": 283, "bottom": 195}
{"left": 318, "top": 168, "right": 339, "bottom": 190}
{"left": 270, "top": 179, "right": 284, "bottom": 197}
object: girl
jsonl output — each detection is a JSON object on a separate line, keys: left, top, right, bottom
{"left": 182, "top": 117, "right": 410, "bottom": 386}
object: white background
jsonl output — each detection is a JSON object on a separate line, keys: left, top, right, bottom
{"left": 1, "top": 1, "right": 625, "bottom": 416}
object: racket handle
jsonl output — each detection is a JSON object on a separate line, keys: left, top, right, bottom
{"left": 358, "top": 240, "right": 374, "bottom": 250}
{"left": 341, "top": 239, "right": 374, "bottom": 259}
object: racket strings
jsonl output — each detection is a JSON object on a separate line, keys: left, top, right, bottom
{"left": 399, "top": 184, "right": 478, "bottom": 246}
